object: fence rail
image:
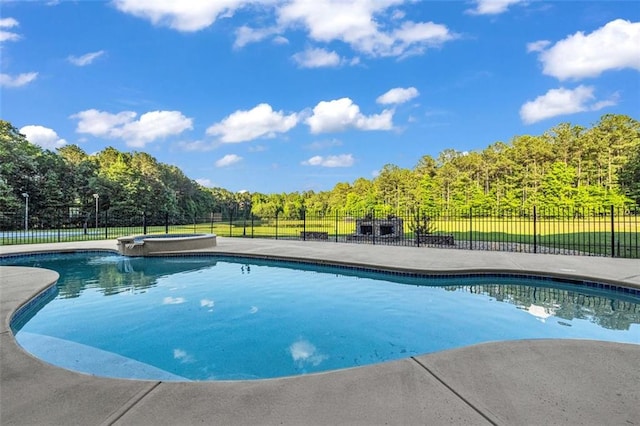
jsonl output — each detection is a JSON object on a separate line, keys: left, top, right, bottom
{"left": 1, "top": 206, "right": 638, "bottom": 258}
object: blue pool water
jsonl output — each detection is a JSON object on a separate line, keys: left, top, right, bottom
{"left": 5, "top": 252, "right": 640, "bottom": 381}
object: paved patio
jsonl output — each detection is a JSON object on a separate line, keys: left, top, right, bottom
{"left": 1, "top": 238, "right": 639, "bottom": 425}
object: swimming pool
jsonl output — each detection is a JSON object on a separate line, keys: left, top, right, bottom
{"left": 6, "top": 252, "right": 640, "bottom": 381}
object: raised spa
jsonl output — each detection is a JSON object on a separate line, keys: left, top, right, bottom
{"left": 117, "top": 233, "right": 216, "bottom": 256}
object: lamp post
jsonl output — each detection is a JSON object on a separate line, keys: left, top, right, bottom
{"left": 237, "top": 190, "right": 251, "bottom": 237}
{"left": 240, "top": 201, "right": 247, "bottom": 236}
{"left": 93, "top": 194, "right": 99, "bottom": 230}
{"left": 21, "top": 193, "right": 29, "bottom": 232}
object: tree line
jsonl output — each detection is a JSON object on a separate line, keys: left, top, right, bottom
{"left": 1, "top": 120, "right": 216, "bottom": 223}
{"left": 250, "top": 114, "right": 640, "bottom": 218}
{"left": 1, "top": 114, "right": 639, "bottom": 223}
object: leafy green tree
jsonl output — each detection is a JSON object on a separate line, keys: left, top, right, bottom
{"left": 540, "top": 162, "right": 577, "bottom": 212}
{"left": 344, "top": 178, "right": 376, "bottom": 212}
{"left": 328, "top": 182, "right": 352, "bottom": 213}
{"left": 0, "top": 120, "right": 40, "bottom": 211}
{"left": 510, "top": 134, "right": 553, "bottom": 208}
{"left": 374, "top": 164, "right": 416, "bottom": 215}
{"left": 619, "top": 146, "right": 640, "bottom": 205}
{"left": 304, "top": 190, "right": 330, "bottom": 216}
{"left": 414, "top": 155, "right": 437, "bottom": 178}
{"left": 58, "top": 145, "right": 99, "bottom": 207}
{"left": 586, "top": 114, "right": 639, "bottom": 191}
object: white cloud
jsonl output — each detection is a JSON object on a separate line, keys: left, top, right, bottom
{"left": 306, "top": 138, "right": 342, "bottom": 150}
{"left": 68, "top": 50, "right": 105, "bottom": 66}
{"left": 391, "top": 9, "right": 405, "bottom": 20}
{"left": 0, "top": 18, "right": 19, "bottom": 28}
{"left": 215, "top": 154, "right": 243, "bottom": 167}
{"left": 113, "top": 0, "right": 255, "bottom": 32}
{"left": 206, "top": 103, "right": 298, "bottom": 143}
{"left": 71, "top": 109, "right": 193, "bottom": 147}
{"left": 71, "top": 109, "right": 135, "bottom": 137}
{"left": 177, "top": 140, "right": 216, "bottom": 152}
{"left": 0, "top": 72, "right": 38, "bottom": 88}
{"left": 0, "top": 17, "right": 20, "bottom": 43}
{"left": 535, "top": 19, "right": 640, "bottom": 80}
{"left": 302, "top": 154, "right": 354, "bottom": 167}
{"left": 0, "top": 30, "right": 20, "bottom": 43}
{"left": 391, "top": 21, "right": 454, "bottom": 55}
{"left": 277, "top": 0, "right": 456, "bottom": 57}
{"left": 466, "top": 0, "right": 524, "bottom": 15}
{"left": 526, "top": 40, "right": 550, "bottom": 53}
{"left": 114, "top": 1, "right": 456, "bottom": 58}
{"left": 248, "top": 144, "right": 267, "bottom": 152}
{"left": 520, "top": 85, "right": 617, "bottom": 124}
{"left": 272, "top": 35, "right": 289, "bottom": 45}
{"left": 376, "top": 87, "right": 419, "bottom": 105}
{"left": 195, "top": 178, "right": 214, "bottom": 187}
{"left": 19, "top": 125, "right": 67, "bottom": 149}
{"left": 305, "top": 97, "right": 393, "bottom": 134}
{"left": 292, "top": 47, "right": 342, "bottom": 68}
{"left": 591, "top": 95, "right": 619, "bottom": 111}
{"left": 121, "top": 111, "right": 193, "bottom": 147}
{"left": 234, "top": 25, "right": 279, "bottom": 49}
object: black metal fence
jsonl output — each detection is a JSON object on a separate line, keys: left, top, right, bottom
{"left": 1, "top": 205, "right": 638, "bottom": 258}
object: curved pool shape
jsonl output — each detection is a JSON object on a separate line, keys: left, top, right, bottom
{"left": 7, "top": 253, "right": 640, "bottom": 381}
{"left": 117, "top": 233, "right": 216, "bottom": 256}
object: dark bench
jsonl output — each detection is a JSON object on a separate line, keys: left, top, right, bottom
{"left": 416, "top": 235, "right": 455, "bottom": 245}
{"left": 301, "top": 231, "right": 329, "bottom": 240}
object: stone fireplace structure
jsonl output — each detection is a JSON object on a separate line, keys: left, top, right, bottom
{"left": 348, "top": 217, "right": 404, "bottom": 241}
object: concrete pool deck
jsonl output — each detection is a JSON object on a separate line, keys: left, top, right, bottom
{"left": 1, "top": 238, "right": 639, "bottom": 425}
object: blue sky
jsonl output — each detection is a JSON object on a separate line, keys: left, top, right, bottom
{"left": 2, "top": 1, "right": 639, "bottom": 194}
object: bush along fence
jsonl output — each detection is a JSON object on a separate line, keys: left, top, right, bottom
{"left": 1, "top": 205, "right": 638, "bottom": 259}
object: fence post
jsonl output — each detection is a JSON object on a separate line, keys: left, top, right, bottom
{"left": 210, "top": 212, "right": 214, "bottom": 234}
{"left": 165, "top": 212, "right": 169, "bottom": 234}
{"left": 335, "top": 210, "right": 338, "bottom": 243}
{"left": 372, "top": 210, "right": 376, "bottom": 245}
{"left": 242, "top": 211, "right": 247, "bottom": 237}
{"left": 611, "top": 205, "right": 615, "bottom": 258}
{"left": 143, "top": 211, "right": 147, "bottom": 235}
{"left": 469, "top": 207, "right": 473, "bottom": 250}
{"left": 229, "top": 210, "right": 233, "bottom": 237}
{"left": 57, "top": 208, "right": 61, "bottom": 243}
{"left": 275, "top": 211, "right": 279, "bottom": 240}
{"left": 251, "top": 214, "right": 254, "bottom": 238}
{"left": 533, "top": 206, "right": 537, "bottom": 254}
{"left": 302, "top": 209, "right": 306, "bottom": 241}
{"left": 104, "top": 210, "right": 108, "bottom": 239}
{"left": 416, "top": 208, "right": 420, "bottom": 248}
